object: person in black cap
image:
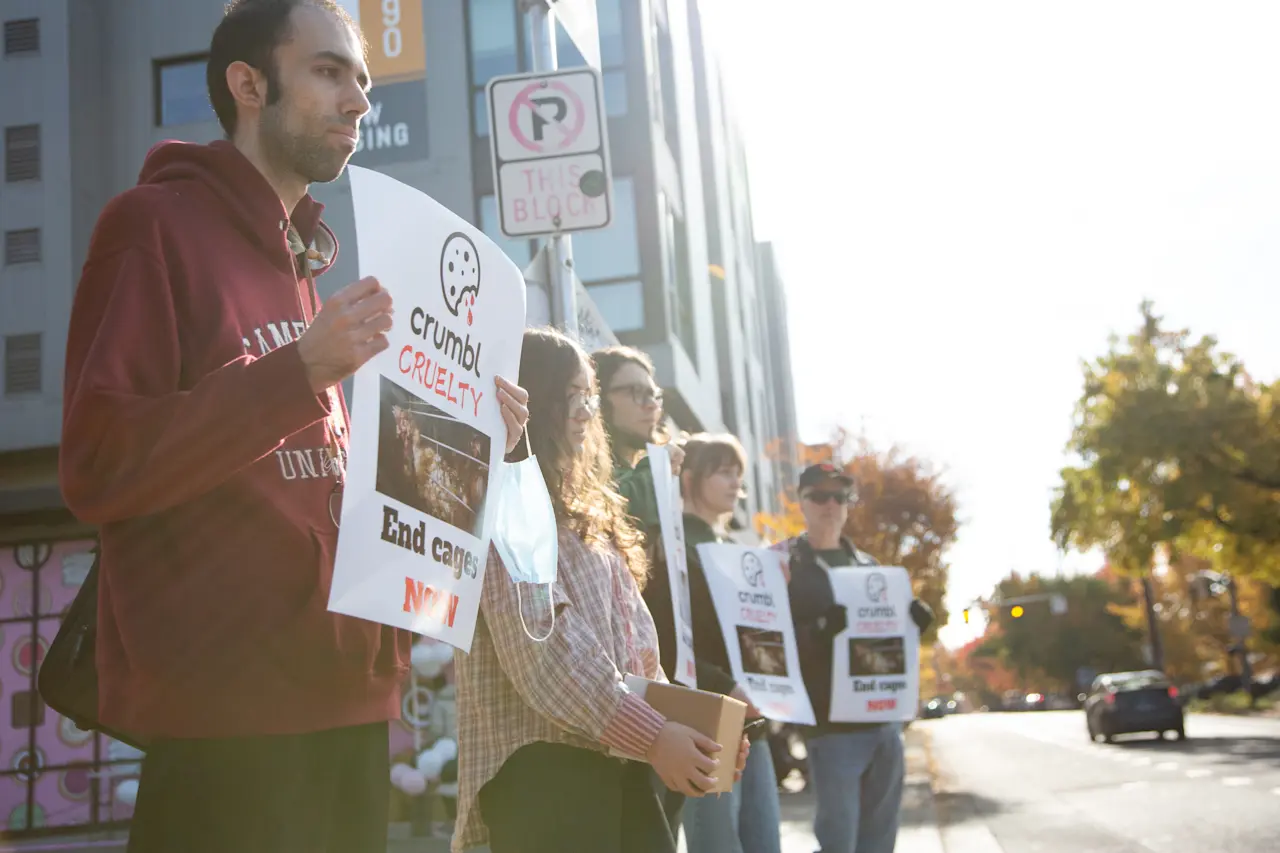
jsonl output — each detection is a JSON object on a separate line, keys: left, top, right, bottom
{"left": 773, "top": 464, "right": 933, "bottom": 853}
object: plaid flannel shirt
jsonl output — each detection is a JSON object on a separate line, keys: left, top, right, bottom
{"left": 452, "top": 530, "right": 668, "bottom": 852}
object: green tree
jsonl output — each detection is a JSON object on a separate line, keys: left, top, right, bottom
{"left": 1052, "top": 301, "right": 1280, "bottom": 581}
{"left": 975, "top": 571, "right": 1147, "bottom": 693}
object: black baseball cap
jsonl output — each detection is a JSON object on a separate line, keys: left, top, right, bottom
{"left": 798, "top": 463, "right": 854, "bottom": 492}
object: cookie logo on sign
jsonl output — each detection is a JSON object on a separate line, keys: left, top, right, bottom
{"left": 440, "top": 232, "right": 481, "bottom": 326}
{"left": 742, "top": 552, "right": 766, "bottom": 588}
{"left": 866, "top": 571, "right": 888, "bottom": 603}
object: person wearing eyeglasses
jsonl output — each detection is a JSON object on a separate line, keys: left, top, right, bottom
{"left": 590, "top": 346, "right": 745, "bottom": 843}
{"left": 773, "top": 464, "right": 933, "bottom": 853}
{"left": 454, "top": 329, "right": 748, "bottom": 853}
{"left": 591, "top": 346, "right": 679, "bottom": 533}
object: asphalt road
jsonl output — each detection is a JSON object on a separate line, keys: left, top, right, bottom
{"left": 922, "top": 710, "right": 1280, "bottom": 853}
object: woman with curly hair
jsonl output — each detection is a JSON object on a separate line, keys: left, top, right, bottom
{"left": 453, "top": 328, "right": 747, "bottom": 853}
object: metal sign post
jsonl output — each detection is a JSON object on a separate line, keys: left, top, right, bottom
{"left": 499, "top": 1, "right": 608, "bottom": 339}
{"left": 526, "top": 2, "right": 576, "bottom": 336}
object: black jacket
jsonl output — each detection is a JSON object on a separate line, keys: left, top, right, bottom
{"left": 642, "top": 515, "right": 738, "bottom": 697}
{"left": 784, "top": 535, "right": 933, "bottom": 735}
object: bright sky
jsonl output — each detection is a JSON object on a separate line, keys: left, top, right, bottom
{"left": 700, "top": 1, "right": 1280, "bottom": 648}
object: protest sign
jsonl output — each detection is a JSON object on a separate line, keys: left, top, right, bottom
{"left": 827, "top": 566, "right": 920, "bottom": 723}
{"left": 647, "top": 443, "right": 697, "bottom": 686}
{"left": 328, "top": 166, "right": 525, "bottom": 652}
{"left": 696, "top": 543, "right": 816, "bottom": 725}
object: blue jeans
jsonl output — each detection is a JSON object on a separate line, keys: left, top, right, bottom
{"left": 683, "top": 739, "right": 781, "bottom": 853}
{"left": 805, "top": 725, "right": 905, "bottom": 853}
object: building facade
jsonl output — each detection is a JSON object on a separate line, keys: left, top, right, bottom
{"left": 0, "top": 0, "right": 796, "bottom": 836}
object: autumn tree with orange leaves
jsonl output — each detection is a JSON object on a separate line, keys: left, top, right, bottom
{"left": 755, "top": 432, "right": 958, "bottom": 641}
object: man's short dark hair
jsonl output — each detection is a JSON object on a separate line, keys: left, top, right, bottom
{"left": 207, "top": 0, "right": 360, "bottom": 137}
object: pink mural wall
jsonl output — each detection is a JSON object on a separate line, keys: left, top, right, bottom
{"left": 1, "top": 539, "right": 455, "bottom": 835}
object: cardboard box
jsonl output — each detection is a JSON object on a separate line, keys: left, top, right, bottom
{"left": 622, "top": 675, "right": 747, "bottom": 794}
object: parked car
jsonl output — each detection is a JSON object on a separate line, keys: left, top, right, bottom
{"left": 1085, "top": 670, "right": 1185, "bottom": 743}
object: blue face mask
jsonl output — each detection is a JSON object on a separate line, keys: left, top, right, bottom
{"left": 490, "top": 440, "right": 559, "bottom": 641}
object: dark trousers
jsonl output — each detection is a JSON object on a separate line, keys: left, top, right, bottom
{"left": 480, "top": 741, "right": 676, "bottom": 853}
{"left": 127, "top": 722, "right": 390, "bottom": 853}
{"left": 654, "top": 775, "right": 686, "bottom": 841}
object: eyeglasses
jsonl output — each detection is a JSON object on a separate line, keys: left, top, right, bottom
{"left": 607, "top": 382, "right": 664, "bottom": 408}
{"left": 803, "top": 490, "right": 851, "bottom": 506}
{"left": 568, "top": 390, "right": 601, "bottom": 417}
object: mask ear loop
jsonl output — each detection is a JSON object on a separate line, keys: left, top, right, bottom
{"left": 513, "top": 434, "right": 555, "bottom": 642}
{"left": 516, "top": 581, "right": 556, "bottom": 643}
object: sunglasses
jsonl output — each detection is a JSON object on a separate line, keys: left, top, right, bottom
{"left": 804, "top": 490, "right": 850, "bottom": 506}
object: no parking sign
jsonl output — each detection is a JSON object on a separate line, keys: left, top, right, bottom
{"left": 486, "top": 67, "right": 614, "bottom": 238}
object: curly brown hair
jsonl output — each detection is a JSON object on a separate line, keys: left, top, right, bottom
{"left": 515, "top": 328, "right": 649, "bottom": 589}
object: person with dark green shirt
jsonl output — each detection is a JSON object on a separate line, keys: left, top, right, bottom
{"left": 773, "top": 464, "right": 934, "bottom": 853}
{"left": 592, "top": 347, "right": 740, "bottom": 844}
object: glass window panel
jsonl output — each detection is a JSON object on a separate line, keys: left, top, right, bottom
{"left": 473, "top": 89, "right": 491, "bottom": 137}
{"left": 587, "top": 280, "right": 644, "bottom": 333}
{"left": 555, "top": 21, "right": 587, "bottom": 68}
{"left": 598, "top": 0, "right": 625, "bottom": 66}
{"left": 158, "top": 59, "right": 215, "bottom": 126}
{"left": 468, "top": 0, "right": 519, "bottom": 83}
{"left": 572, "top": 177, "right": 638, "bottom": 282}
{"left": 603, "top": 69, "right": 627, "bottom": 117}
{"left": 479, "top": 194, "right": 532, "bottom": 267}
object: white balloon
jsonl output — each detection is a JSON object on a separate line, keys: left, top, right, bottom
{"left": 390, "top": 763, "right": 412, "bottom": 786}
{"left": 432, "top": 738, "right": 458, "bottom": 762}
{"left": 398, "top": 769, "right": 428, "bottom": 796}
{"left": 114, "top": 779, "right": 140, "bottom": 806}
{"left": 411, "top": 643, "right": 446, "bottom": 678}
{"left": 416, "top": 750, "right": 446, "bottom": 780}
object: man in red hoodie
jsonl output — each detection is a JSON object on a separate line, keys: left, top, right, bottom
{"left": 58, "top": 2, "right": 529, "bottom": 850}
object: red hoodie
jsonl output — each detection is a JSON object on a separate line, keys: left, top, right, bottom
{"left": 60, "top": 140, "right": 410, "bottom": 738}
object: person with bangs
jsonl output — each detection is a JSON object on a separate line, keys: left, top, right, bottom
{"left": 678, "top": 434, "right": 783, "bottom": 853}
{"left": 453, "top": 328, "right": 748, "bottom": 853}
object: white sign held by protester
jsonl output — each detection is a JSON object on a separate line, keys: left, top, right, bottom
{"left": 329, "top": 165, "right": 525, "bottom": 653}
{"left": 648, "top": 443, "right": 697, "bottom": 687}
{"left": 827, "top": 566, "right": 920, "bottom": 723}
{"left": 696, "top": 543, "right": 816, "bottom": 725}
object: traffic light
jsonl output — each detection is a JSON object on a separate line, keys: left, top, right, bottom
{"left": 963, "top": 608, "right": 970, "bottom": 624}
{"left": 1010, "top": 605, "right": 1025, "bottom": 619}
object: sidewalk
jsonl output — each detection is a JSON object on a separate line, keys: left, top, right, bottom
{"left": 0, "top": 727, "right": 951, "bottom": 853}
{"left": 772, "top": 725, "right": 945, "bottom": 853}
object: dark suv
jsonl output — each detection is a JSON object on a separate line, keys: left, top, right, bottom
{"left": 1085, "top": 670, "right": 1185, "bottom": 743}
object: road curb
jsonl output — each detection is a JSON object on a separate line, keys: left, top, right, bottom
{"left": 899, "top": 726, "right": 945, "bottom": 853}
{"left": 923, "top": 724, "right": 1005, "bottom": 853}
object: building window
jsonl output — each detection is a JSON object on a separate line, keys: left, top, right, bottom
{"left": 4, "top": 228, "right": 40, "bottom": 265}
{"left": 572, "top": 177, "right": 639, "bottom": 282}
{"left": 4, "top": 125, "right": 39, "bottom": 182}
{"left": 155, "top": 56, "right": 215, "bottom": 127}
{"left": 586, "top": 280, "right": 643, "bottom": 333}
{"left": 4, "top": 333, "right": 41, "bottom": 395}
{"left": 660, "top": 192, "right": 695, "bottom": 358}
{"left": 649, "top": 1, "right": 680, "bottom": 157}
{"left": 3, "top": 18, "right": 38, "bottom": 56}
{"left": 466, "top": 0, "right": 520, "bottom": 137}
{"left": 555, "top": 0, "right": 628, "bottom": 117}
{"left": 478, "top": 193, "right": 534, "bottom": 267}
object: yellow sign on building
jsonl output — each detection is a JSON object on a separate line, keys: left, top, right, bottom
{"left": 337, "top": 0, "right": 427, "bottom": 85}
